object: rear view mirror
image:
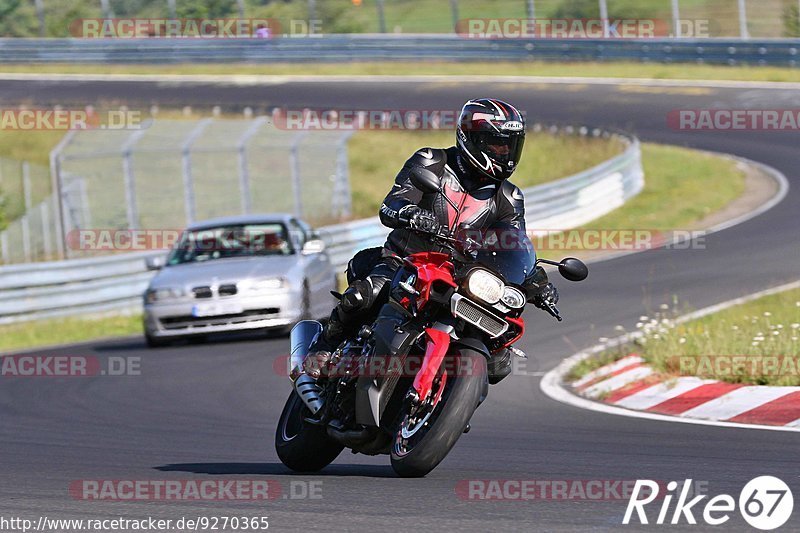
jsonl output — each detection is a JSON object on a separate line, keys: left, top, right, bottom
{"left": 145, "top": 255, "right": 166, "bottom": 271}
{"left": 558, "top": 257, "right": 588, "bottom": 282}
{"left": 410, "top": 167, "right": 441, "bottom": 194}
{"left": 302, "top": 239, "right": 326, "bottom": 255}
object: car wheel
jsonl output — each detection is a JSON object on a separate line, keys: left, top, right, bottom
{"left": 145, "top": 333, "right": 171, "bottom": 348}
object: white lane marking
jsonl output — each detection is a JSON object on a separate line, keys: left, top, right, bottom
{"left": 540, "top": 278, "right": 800, "bottom": 433}
{"left": 582, "top": 366, "right": 652, "bottom": 398}
{"left": 615, "top": 377, "right": 716, "bottom": 410}
{"left": 680, "top": 386, "right": 800, "bottom": 421}
{"left": 573, "top": 354, "right": 643, "bottom": 389}
{"left": 5, "top": 73, "right": 800, "bottom": 91}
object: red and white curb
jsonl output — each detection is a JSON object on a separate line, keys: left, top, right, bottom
{"left": 541, "top": 280, "right": 800, "bottom": 433}
{"left": 573, "top": 354, "right": 800, "bottom": 428}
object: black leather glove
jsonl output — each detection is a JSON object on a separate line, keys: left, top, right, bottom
{"left": 529, "top": 283, "right": 559, "bottom": 310}
{"left": 402, "top": 206, "right": 441, "bottom": 234}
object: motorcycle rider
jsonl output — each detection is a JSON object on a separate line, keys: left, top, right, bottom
{"left": 305, "top": 98, "right": 559, "bottom": 382}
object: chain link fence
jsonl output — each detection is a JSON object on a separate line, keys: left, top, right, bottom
{"left": 0, "top": 118, "right": 352, "bottom": 264}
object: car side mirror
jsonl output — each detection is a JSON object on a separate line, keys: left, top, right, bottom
{"left": 302, "top": 239, "right": 326, "bottom": 255}
{"left": 558, "top": 257, "right": 588, "bottom": 282}
{"left": 145, "top": 255, "right": 166, "bottom": 271}
{"left": 410, "top": 166, "right": 442, "bottom": 194}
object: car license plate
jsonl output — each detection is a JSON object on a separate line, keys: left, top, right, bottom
{"left": 192, "top": 302, "right": 243, "bottom": 317}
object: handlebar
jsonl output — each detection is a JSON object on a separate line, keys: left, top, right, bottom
{"left": 542, "top": 301, "right": 562, "bottom": 322}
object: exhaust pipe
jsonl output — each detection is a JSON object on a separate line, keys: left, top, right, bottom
{"left": 289, "top": 320, "right": 324, "bottom": 415}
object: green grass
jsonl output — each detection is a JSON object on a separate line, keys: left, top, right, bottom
{"left": 347, "top": 129, "right": 625, "bottom": 219}
{"left": 1, "top": 0, "right": 791, "bottom": 37}
{"left": 628, "top": 288, "right": 799, "bottom": 386}
{"left": 0, "top": 313, "right": 143, "bottom": 353}
{"left": 5, "top": 60, "right": 800, "bottom": 83}
{"left": 537, "top": 143, "right": 746, "bottom": 261}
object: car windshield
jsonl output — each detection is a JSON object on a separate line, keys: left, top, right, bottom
{"left": 167, "top": 223, "right": 291, "bottom": 265}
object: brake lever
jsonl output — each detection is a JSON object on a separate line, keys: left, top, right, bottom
{"left": 544, "top": 302, "right": 563, "bottom": 322}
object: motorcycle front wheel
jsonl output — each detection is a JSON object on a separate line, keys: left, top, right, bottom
{"left": 390, "top": 350, "right": 487, "bottom": 478}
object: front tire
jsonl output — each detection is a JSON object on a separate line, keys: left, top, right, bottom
{"left": 390, "top": 350, "right": 487, "bottom": 478}
{"left": 275, "top": 390, "right": 343, "bottom": 472}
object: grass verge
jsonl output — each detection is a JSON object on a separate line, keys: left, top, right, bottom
{"left": 347, "top": 130, "right": 624, "bottom": 219}
{"left": 0, "top": 313, "right": 142, "bottom": 354}
{"left": 577, "top": 288, "right": 800, "bottom": 387}
{"left": 4, "top": 61, "right": 800, "bottom": 83}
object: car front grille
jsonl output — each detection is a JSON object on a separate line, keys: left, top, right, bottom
{"left": 192, "top": 286, "right": 213, "bottom": 299}
{"left": 451, "top": 294, "right": 508, "bottom": 338}
{"left": 218, "top": 284, "right": 238, "bottom": 296}
{"left": 159, "top": 308, "right": 281, "bottom": 330}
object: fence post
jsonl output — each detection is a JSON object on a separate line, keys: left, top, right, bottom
{"left": 21, "top": 162, "right": 32, "bottom": 261}
{"left": 308, "top": 0, "right": 317, "bottom": 22}
{"left": 598, "top": 0, "right": 609, "bottom": 38}
{"left": 526, "top": 0, "right": 536, "bottom": 20}
{"left": 100, "top": 0, "right": 113, "bottom": 18}
{"left": 0, "top": 232, "right": 7, "bottom": 264}
{"left": 449, "top": 0, "right": 459, "bottom": 30}
{"left": 121, "top": 128, "right": 146, "bottom": 230}
{"left": 35, "top": 0, "right": 45, "bottom": 37}
{"left": 168, "top": 0, "right": 176, "bottom": 18}
{"left": 181, "top": 119, "right": 213, "bottom": 225}
{"left": 237, "top": 117, "right": 267, "bottom": 215}
{"left": 376, "top": 0, "right": 386, "bottom": 33}
{"left": 671, "top": 0, "right": 681, "bottom": 38}
{"left": 289, "top": 132, "right": 309, "bottom": 217}
{"left": 738, "top": 0, "right": 749, "bottom": 39}
{"left": 41, "top": 202, "right": 52, "bottom": 259}
{"left": 49, "top": 130, "right": 76, "bottom": 260}
{"left": 333, "top": 132, "right": 354, "bottom": 220}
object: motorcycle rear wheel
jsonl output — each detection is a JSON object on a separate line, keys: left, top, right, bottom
{"left": 390, "top": 350, "right": 486, "bottom": 478}
{"left": 275, "top": 390, "right": 344, "bottom": 472}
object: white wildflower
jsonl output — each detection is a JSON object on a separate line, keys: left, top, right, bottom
{"left": 639, "top": 316, "right": 649, "bottom": 322}
{"left": 764, "top": 311, "right": 772, "bottom": 317}
{"left": 614, "top": 325, "right": 625, "bottom": 332}
{"left": 679, "top": 338, "right": 687, "bottom": 344}
{"left": 792, "top": 323, "right": 799, "bottom": 329}
{"left": 659, "top": 303, "right": 670, "bottom": 310}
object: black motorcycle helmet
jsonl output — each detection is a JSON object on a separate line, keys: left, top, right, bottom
{"left": 456, "top": 98, "right": 526, "bottom": 182}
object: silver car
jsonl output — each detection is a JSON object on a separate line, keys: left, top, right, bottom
{"left": 143, "top": 214, "right": 336, "bottom": 347}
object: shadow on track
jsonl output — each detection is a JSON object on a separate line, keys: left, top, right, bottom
{"left": 155, "top": 462, "right": 396, "bottom": 478}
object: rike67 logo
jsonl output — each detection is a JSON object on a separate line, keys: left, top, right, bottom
{"left": 624, "top": 476, "right": 793, "bottom": 530}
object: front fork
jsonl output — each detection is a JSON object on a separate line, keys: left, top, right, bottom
{"left": 411, "top": 325, "right": 452, "bottom": 404}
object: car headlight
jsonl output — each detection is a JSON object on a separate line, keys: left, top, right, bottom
{"left": 500, "top": 286, "right": 526, "bottom": 309}
{"left": 248, "top": 277, "right": 287, "bottom": 292}
{"left": 465, "top": 269, "right": 504, "bottom": 304}
{"left": 145, "top": 287, "right": 185, "bottom": 303}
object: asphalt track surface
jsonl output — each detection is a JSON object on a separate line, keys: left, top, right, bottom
{"left": 1, "top": 77, "right": 799, "bottom": 532}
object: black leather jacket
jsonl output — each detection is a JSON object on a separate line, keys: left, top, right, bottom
{"left": 379, "top": 147, "right": 527, "bottom": 256}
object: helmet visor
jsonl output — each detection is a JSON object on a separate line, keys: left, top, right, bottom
{"left": 476, "top": 131, "right": 525, "bottom": 170}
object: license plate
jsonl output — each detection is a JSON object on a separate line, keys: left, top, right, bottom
{"left": 192, "top": 302, "right": 243, "bottom": 317}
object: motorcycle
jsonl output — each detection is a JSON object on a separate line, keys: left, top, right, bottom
{"left": 275, "top": 168, "right": 588, "bottom": 477}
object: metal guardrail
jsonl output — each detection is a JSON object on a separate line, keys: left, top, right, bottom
{"left": 0, "top": 128, "right": 643, "bottom": 325}
{"left": 1, "top": 36, "right": 799, "bottom": 66}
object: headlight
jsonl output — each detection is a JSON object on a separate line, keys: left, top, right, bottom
{"left": 500, "top": 286, "right": 526, "bottom": 309}
{"left": 465, "top": 269, "right": 504, "bottom": 304}
{"left": 247, "top": 277, "right": 287, "bottom": 292}
{"left": 145, "top": 287, "right": 185, "bottom": 303}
